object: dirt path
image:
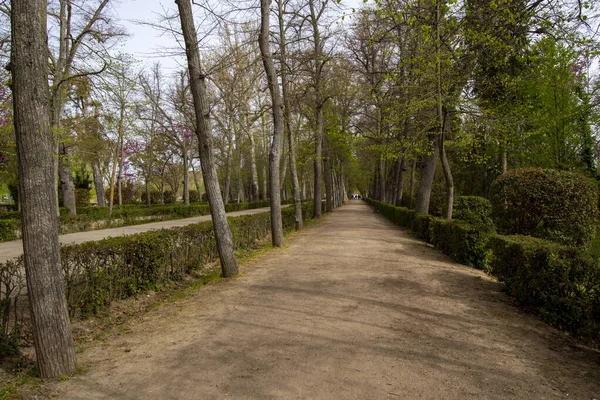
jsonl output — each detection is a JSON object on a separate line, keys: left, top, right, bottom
{"left": 0, "top": 206, "right": 287, "bottom": 263}
{"left": 51, "top": 201, "right": 600, "bottom": 399}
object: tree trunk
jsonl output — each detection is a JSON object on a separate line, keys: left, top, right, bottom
{"left": 313, "top": 109, "right": 323, "bottom": 217}
{"left": 176, "top": 0, "right": 238, "bottom": 277}
{"left": 309, "top": 0, "right": 324, "bottom": 219}
{"left": 323, "top": 154, "right": 333, "bottom": 213}
{"left": 409, "top": 158, "right": 416, "bottom": 209}
{"left": 145, "top": 177, "right": 151, "bottom": 206}
{"left": 248, "top": 130, "right": 260, "bottom": 201}
{"left": 395, "top": 157, "right": 406, "bottom": 206}
{"left": 415, "top": 134, "right": 440, "bottom": 214}
{"left": 92, "top": 159, "right": 105, "bottom": 206}
{"left": 262, "top": 164, "right": 268, "bottom": 201}
{"left": 58, "top": 144, "right": 76, "bottom": 214}
{"left": 259, "top": 0, "right": 284, "bottom": 247}
{"left": 191, "top": 159, "right": 202, "bottom": 200}
{"left": 223, "top": 136, "right": 232, "bottom": 204}
{"left": 436, "top": 2, "right": 454, "bottom": 219}
{"left": 183, "top": 149, "right": 190, "bottom": 205}
{"left": 10, "top": 0, "right": 76, "bottom": 378}
{"left": 117, "top": 138, "right": 123, "bottom": 207}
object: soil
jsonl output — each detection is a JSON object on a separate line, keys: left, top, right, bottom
{"left": 42, "top": 201, "right": 600, "bottom": 399}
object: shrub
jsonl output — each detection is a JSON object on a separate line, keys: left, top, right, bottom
{"left": 189, "top": 190, "right": 201, "bottom": 203}
{"left": 0, "top": 219, "right": 17, "bottom": 242}
{"left": 163, "top": 190, "right": 176, "bottom": 204}
{"left": 489, "top": 168, "right": 598, "bottom": 247}
{"left": 59, "top": 201, "right": 316, "bottom": 317}
{"left": 430, "top": 219, "right": 493, "bottom": 269}
{"left": 488, "top": 235, "right": 600, "bottom": 339}
{"left": 413, "top": 214, "right": 437, "bottom": 243}
{"left": 140, "top": 190, "right": 162, "bottom": 205}
{"left": 453, "top": 196, "right": 493, "bottom": 227}
{"left": 74, "top": 188, "right": 90, "bottom": 207}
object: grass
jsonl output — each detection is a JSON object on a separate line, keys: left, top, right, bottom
{"left": 0, "top": 372, "right": 41, "bottom": 400}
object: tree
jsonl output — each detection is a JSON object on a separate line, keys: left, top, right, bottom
{"left": 9, "top": 0, "right": 75, "bottom": 378}
{"left": 175, "top": 0, "right": 238, "bottom": 277}
{"left": 259, "top": 0, "right": 285, "bottom": 246}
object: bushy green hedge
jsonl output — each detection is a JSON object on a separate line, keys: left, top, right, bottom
{"left": 189, "top": 190, "right": 201, "bottom": 203}
{"left": 490, "top": 168, "right": 598, "bottom": 247}
{"left": 368, "top": 197, "right": 600, "bottom": 341}
{"left": 2, "top": 202, "right": 315, "bottom": 319}
{"left": 0, "top": 219, "right": 17, "bottom": 242}
{"left": 413, "top": 214, "right": 436, "bottom": 243}
{"left": 453, "top": 196, "right": 493, "bottom": 227}
{"left": 163, "top": 190, "right": 176, "bottom": 204}
{"left": 488, "top": 235, "right": 600, "bottom": 339}
{"left": 0, "top": 200, "right": 282, "bottom": 243}
{"left": 430, "top": 219, "right": 493, "bottom": 270}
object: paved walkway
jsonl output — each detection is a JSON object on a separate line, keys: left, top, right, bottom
{"left": 52, "top": 202, "right": 600, "bottom": 399}
{"left": 0, "top": 206, "right": 286, "bottom": 263}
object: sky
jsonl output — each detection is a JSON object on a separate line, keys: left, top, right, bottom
{"left": 112, "top": 0, "right": 363, "bottom": 73}
{"left": 112, "top": 0, "right": 185, "bottom": 72}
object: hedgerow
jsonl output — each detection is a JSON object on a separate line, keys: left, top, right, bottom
{"left": 0, "top": 200, "right": 282, "bottom": 243}
{"left": 0, "top": 219, "right": 16, "bottom": 242}
{"left": 453, "top": 196, "right": 493, "bottom": 227}
{"left": 0, "top": 201, "right": 316, "bottom": 324}
{"left": 489, "top": 168, "right": 598, "bottom": 247}
{"left": 488, "top": 235, "right": 600, "bottom": 339}
{"left": 367, "top": 197, "right": 600, "bottom": 342}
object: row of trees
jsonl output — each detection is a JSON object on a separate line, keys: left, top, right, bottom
{"left": 2, "top": 0, "right": 599, "bottom": 380}
{"left": 4, "top": 0, "right": 360, "bottom": 378}
{"left": 353, "top": 0, "right": 600, "bottom": 218}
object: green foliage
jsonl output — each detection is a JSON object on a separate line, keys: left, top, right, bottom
{"left": 488, "top": 235, "right": 600, "bottom": 339}
{"left": 188, "top": 190, "right": 201, "bottom": 203}
{"left": 413, "top": 214, "right": 436, "bottom": 243}
{"left": 74, "top": 167, "right": 92, "bottom": 190}
{"left": 453, "top": 196, "right": 493, "bottom": 227}
{"left": 489, "top": 168, "right": 598, "bottom": 247}
{"left": 74, "top": 188, "right": 90, "bottom": 208}
{"left": 140, "top": 190, "right": 162, "bottom": 205}
{"left": 0, "top": 200, "right": 283, "bottom": 243}
{"left": 2, "top": 202, "right": 317, "bottom": 322}
{"left": 369, "top": 196, "right": 600, "bottom": 340}
{"left": 430, "top": 219, "right": 493, "bottom": 270}
{"left": 0, "top": 219, "right": 16, "bottom": 242}
{"left": 163, "top": 190, "right": 176, "bottom": 204}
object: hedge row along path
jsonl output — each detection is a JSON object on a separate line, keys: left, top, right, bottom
{"left": 0, "top": 205, "right": 288, "bottom": 263}
{"left": 50, "top": 201, "right": 600, "bottom": 399}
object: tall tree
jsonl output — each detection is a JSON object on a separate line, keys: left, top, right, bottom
{"left": 175, "top": 0, "right": 239, "bottom": 277}
{"left": 276, "top": 0, "right": 303, "bottom": 230}
{"left": 259, "top": 0, "right": 285, "bottom": 246}
{"left": 10, "top": 0, "right": 75, "bottom": 378}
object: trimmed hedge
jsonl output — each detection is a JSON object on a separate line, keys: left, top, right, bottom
{"left": 490, "top": 168, "right": 598, "bottom": 247}
{"left": 0, "top": 219, "right": 16, "bottom": 242}
{"left": 453, "top": 196, "right": 493, "bottom": 227}
{"left": 413, "top": 214, "right": 436, "bottom": 243}
{"left": 430, "top": 219, "right": 493, "bottom": 270}
{"left": 368, "top": 197, "right": 600, "bottom": 341}
{"left": 1, "top": 201, "right": 316, "bottom": 319}
{"left": 0, "top": 200, "right": 283, "bottom": 243}
{"left": 488, "top": 235, "right": 600, "bottom": 339}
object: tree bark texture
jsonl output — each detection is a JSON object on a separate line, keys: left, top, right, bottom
{"left": 259, "top": 0, "right": 284, "bottom": 247}
{"left": 92, "top": 159, "right": 105, "bottom": 206}
{"left": 176, "top": 0, "right": 238, "bottom": 277}
{"left": 10, "top": 0, "right": 76, "bottom": 378}
{"left": 415, "top": 134, "right": 440, "bottom": 214}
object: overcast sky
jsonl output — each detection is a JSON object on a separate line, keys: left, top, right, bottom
{"left": 112, "top": 0, "right": 363, "bottom": 73}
